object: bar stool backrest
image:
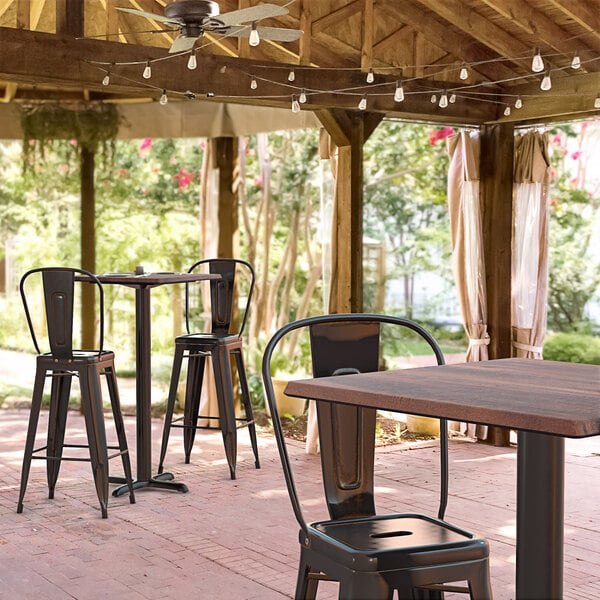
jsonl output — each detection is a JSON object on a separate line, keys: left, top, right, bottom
{"left": 20, "top": 267, "right": 105, "bottom": 358}
{"left": 185, "top": 258, "right": 255, "bottom": 337}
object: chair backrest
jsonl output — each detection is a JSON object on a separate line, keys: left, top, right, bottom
{"left": 262, "top": 313, "right": 447, "bottom": 536}
{"left": 185, "top": 258, "right": 255, "bottom": 337}
{"left": 20, "top": 267, "right": 105, "bottom": 358}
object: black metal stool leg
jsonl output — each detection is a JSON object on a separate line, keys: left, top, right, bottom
{"left": 234, "top": 348, "right": 260, "bottom": 469}
{"left": 211, "top": 344, "right": 237, "bottom": 480}
{"left": 80, "top": 365, "right": 110, "bottom": 518}
{"left": 46, "top": 371, "right": 72, "bottom": 498}
{"left": 158, "top": 344, "right": 186, "bottom": 474}
{"left": 183, "top": 350, "right": 206, "bottom": 464}
{"left": 17, "top": 366, "right": 46, "bottom": 514}
{"left": 104, "top": 365, "right": 135, "bottom": 505}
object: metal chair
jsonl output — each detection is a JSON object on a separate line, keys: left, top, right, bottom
{"left": 17, "top": 267, "right": 135, "bottom": 518}
{"left": 158, "top": 258, "right": 260, "bottom": 480}
{"left": 262, "top": 314, "right": 493, "bottom": 600}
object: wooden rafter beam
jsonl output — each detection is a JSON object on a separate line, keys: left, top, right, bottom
{"left": 312, "top": 0, "right": 362, "bottom": 34}
{"left": 377, "top": 1, "right": 519, "bottom": 83}
{"left": 482, "top": 0, "right": 600, "bottom": 57}
{"left": 16, "top": 0, "right": 29, "bottom": 29}
{"left": 361, "top": 0, "right": 374, "bottom": 72}
{"left": 547, "top": 0, "right": 600, "bottom": 42}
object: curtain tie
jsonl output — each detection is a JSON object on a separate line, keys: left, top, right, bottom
{"left": 468, "top": 335, "right": 490, "bottom": 347}
{"left": 513, "top": 341, "right": 543, "bottom": 354}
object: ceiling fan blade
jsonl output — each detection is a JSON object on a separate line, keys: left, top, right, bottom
{"left": 226, "top": 25, "right": 303, "bottom": 43}
{"left": 117, "top": 7, "right": 183, "bottom": 26}
{"left": 169, "top": 34, "right": 199, "bottom": 54}
{"left": 216, "top": 4, "right": 288, "bottom": 27}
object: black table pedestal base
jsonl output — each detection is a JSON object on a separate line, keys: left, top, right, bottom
{"left": 110, "top": 472, "right": 188, "bottom": 496}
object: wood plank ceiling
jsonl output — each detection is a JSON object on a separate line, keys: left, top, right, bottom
{"left": 0, "top": 0, "right": 598, "bottom": 125}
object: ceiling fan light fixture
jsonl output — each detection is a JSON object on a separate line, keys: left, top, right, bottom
{"left": 249, "top": 22, "right": 260, "bottom": 46}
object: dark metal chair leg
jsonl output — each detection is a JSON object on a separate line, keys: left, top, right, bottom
{"left": 339, "top": 572, "right": 392, "bottom": 600}
{"left": 211, "top": 344, "right": 237, "bottom": 480}
{"left": 80, "top": 365, "right": 110, "bottom": 518}
{"left": 183, "top": 351, "right": 206, "bottom": 464}
{"left": 158, "top": 344, "right": 186, "bottom": 474}
{"left": 46, "top": 371, "right": 72, "bottom": 498}
{"left": 234, "top": 348, "right": 260, "bottom": 469}
{"left": 17, "top": 367, "right": 46, "bottom": 514}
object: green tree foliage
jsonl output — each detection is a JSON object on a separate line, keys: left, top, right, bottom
{"left": 363, "top": 122, "right": 453, "bottom": 318}
{"left": 547, "top": 122, "right": 600, "bottom": 332}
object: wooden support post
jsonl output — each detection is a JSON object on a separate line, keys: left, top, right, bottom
{"left": 481, "top": 123, "right": 514, "bottom": 446}
{"left": 212, "top": 137, "right": 238, "bottom": 258}
{"left": 316, "top": 109, "right": 383, "bottom": 313}
{"left": 80, "top": 146, "right": 96, "bottom": 351}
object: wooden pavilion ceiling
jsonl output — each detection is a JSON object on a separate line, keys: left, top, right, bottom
{"left": 0, "top": 0, "right": 598, "bottom": 126}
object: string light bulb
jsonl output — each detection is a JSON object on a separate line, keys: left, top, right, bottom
{"left": 102, "top": 72, "right": 110, "bottom": 86}
{"left": 250, "top": 76, "right": 258, "bottom": 90}
{"left": 187, "top": 52, "right": 197, "bottom": 70}
{"left": 595, "top": 95, "right": 600, "bottom": 109}
{"left": 366, "top": 68, "right": 374, "bottom": 83}
{"left": 449, "top": 93, "right": 457, "bottom": 103}
{"left": 540, "top": 70, "right": 552, "bottom": 91}
{"left": 291, "top": 96, "right": 300, "bottom": 113}
{"left": 143, "top": 61, "right": 152, "bottom": 79}
{"left": 430, "top": 94, "right": 437, "bottom": 103}
{"left": 358, "top": 95, "right": 367, "bottom": 110}
{"left": 394, "top": 80, "right": 404, "bottom": 102}
{"left": 503, "top": 105, "right": 511, "bottom": 116}
{"left": 299, "top": 89, "right": 307, "bottom": 103}
{"left": 439, "top": 91, "right": 448, "bottom": 108}
{"left": 459, "top": 63, "right": 468, "bottom": 80}
{"left": 249, "top": 22, "right": 260, "bottom": 46}
{"left": 159, "top": 89, "right": 168, "bottom": 105}
{"left": 571, "top": 53, "right": 581, "bottom": 70}
{"left": 531, "top": 48, "right": 544, "bottom": 73}
{"left": 288, "top": 69, "right": 295, "bottom": 82}
{"left": 515, "top": 96, "right": 523, "bottom": 109}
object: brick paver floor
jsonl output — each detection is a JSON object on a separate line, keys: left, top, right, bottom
{"left": 1, "top": 408, "right": 599, "bottom": 599}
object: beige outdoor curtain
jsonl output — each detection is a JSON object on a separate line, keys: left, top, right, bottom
{"left": 512, "top": 131, "right": 550, "bottom": 359}
{"left": 447, "top": 130, "right": 489, "bottom": 439}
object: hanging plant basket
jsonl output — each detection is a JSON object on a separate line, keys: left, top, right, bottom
{"left": 19, "top": 102, "right": 121, "bottom": 170}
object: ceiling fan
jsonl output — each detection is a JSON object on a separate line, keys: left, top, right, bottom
{"left": 118, "top": 0, "right": 303, "bottom": 53}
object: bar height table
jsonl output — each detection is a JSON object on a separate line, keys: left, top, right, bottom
{"left": 95, "top": 272, "right": 220, "bottom": 495}
{"left": 285, "top": 358, "right": 600, "bottom": 600}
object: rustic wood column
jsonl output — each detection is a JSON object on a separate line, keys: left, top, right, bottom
{"left": 316, "top": 109, "right": 382, "bottom": 312}
{"left": 211, "top": 137, "right": 238, "bottom": 258}
{"left": 80, "top": 146, "right": 96, "bottom": 350}
{"left": 481, "top": 123, "right": 514, "bottom": 446}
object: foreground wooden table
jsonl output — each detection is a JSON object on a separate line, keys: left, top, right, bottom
{"left": 286, "top": 358, "right": 600, "bottom": 600}
{"left": 96, "top": 272, "right": 220, "bottom": 495}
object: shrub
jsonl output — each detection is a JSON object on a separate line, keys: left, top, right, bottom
{"left": 543, "top": 333, "right": 600, "bottom": 364}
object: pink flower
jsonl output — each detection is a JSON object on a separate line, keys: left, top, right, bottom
{"left": 253, "top": 176, "right": 262, "bottom": 187}
{"left": 549, "top": 168, "right": 557, "bottom": 177}
{"left": 571, "top": 151, "right": 582, "bottom": 160}
{"left": 569, "top": 177, "right": 578, "bottom": 186}
{"left": 429, "top": 126, "right": 454, "bottom": 145}
{"left": 58, "top": 164, "right": 69, "bottom": 173}
{"left": 70, "top": 139, "right": 78, "bottom": 146}
{"left": 173, "top": 168, "right": 194, "bottom": 189}
{"left": 552, "top": 135, "right": 562, "bottom": 144}
{"left": 549, "top": 198, "right": 559, "bottom": 206}
{"left": 139, "top": 138, "right": 152, "bottom": 151}
{"left": 199, "top": 141, "right": 206, "bottom": 149}
{"left": 119, "top": 169, "right": 129, "bottom": 177}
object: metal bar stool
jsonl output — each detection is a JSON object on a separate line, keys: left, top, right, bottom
{"left": 17, "top": 267, "right": 135, "bottom": 518}
{"left": 158, "top": 258, "right": 260, "bottom": 480}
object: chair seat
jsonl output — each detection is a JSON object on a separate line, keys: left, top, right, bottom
{"left": 309, "top": 513, "right": 489, "bottom": 571}
{"left": 175, "top": 333, "right": 242, "bottom": 345}
{"left": 38, "top": 350, "right": 115, "bottom": 364}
